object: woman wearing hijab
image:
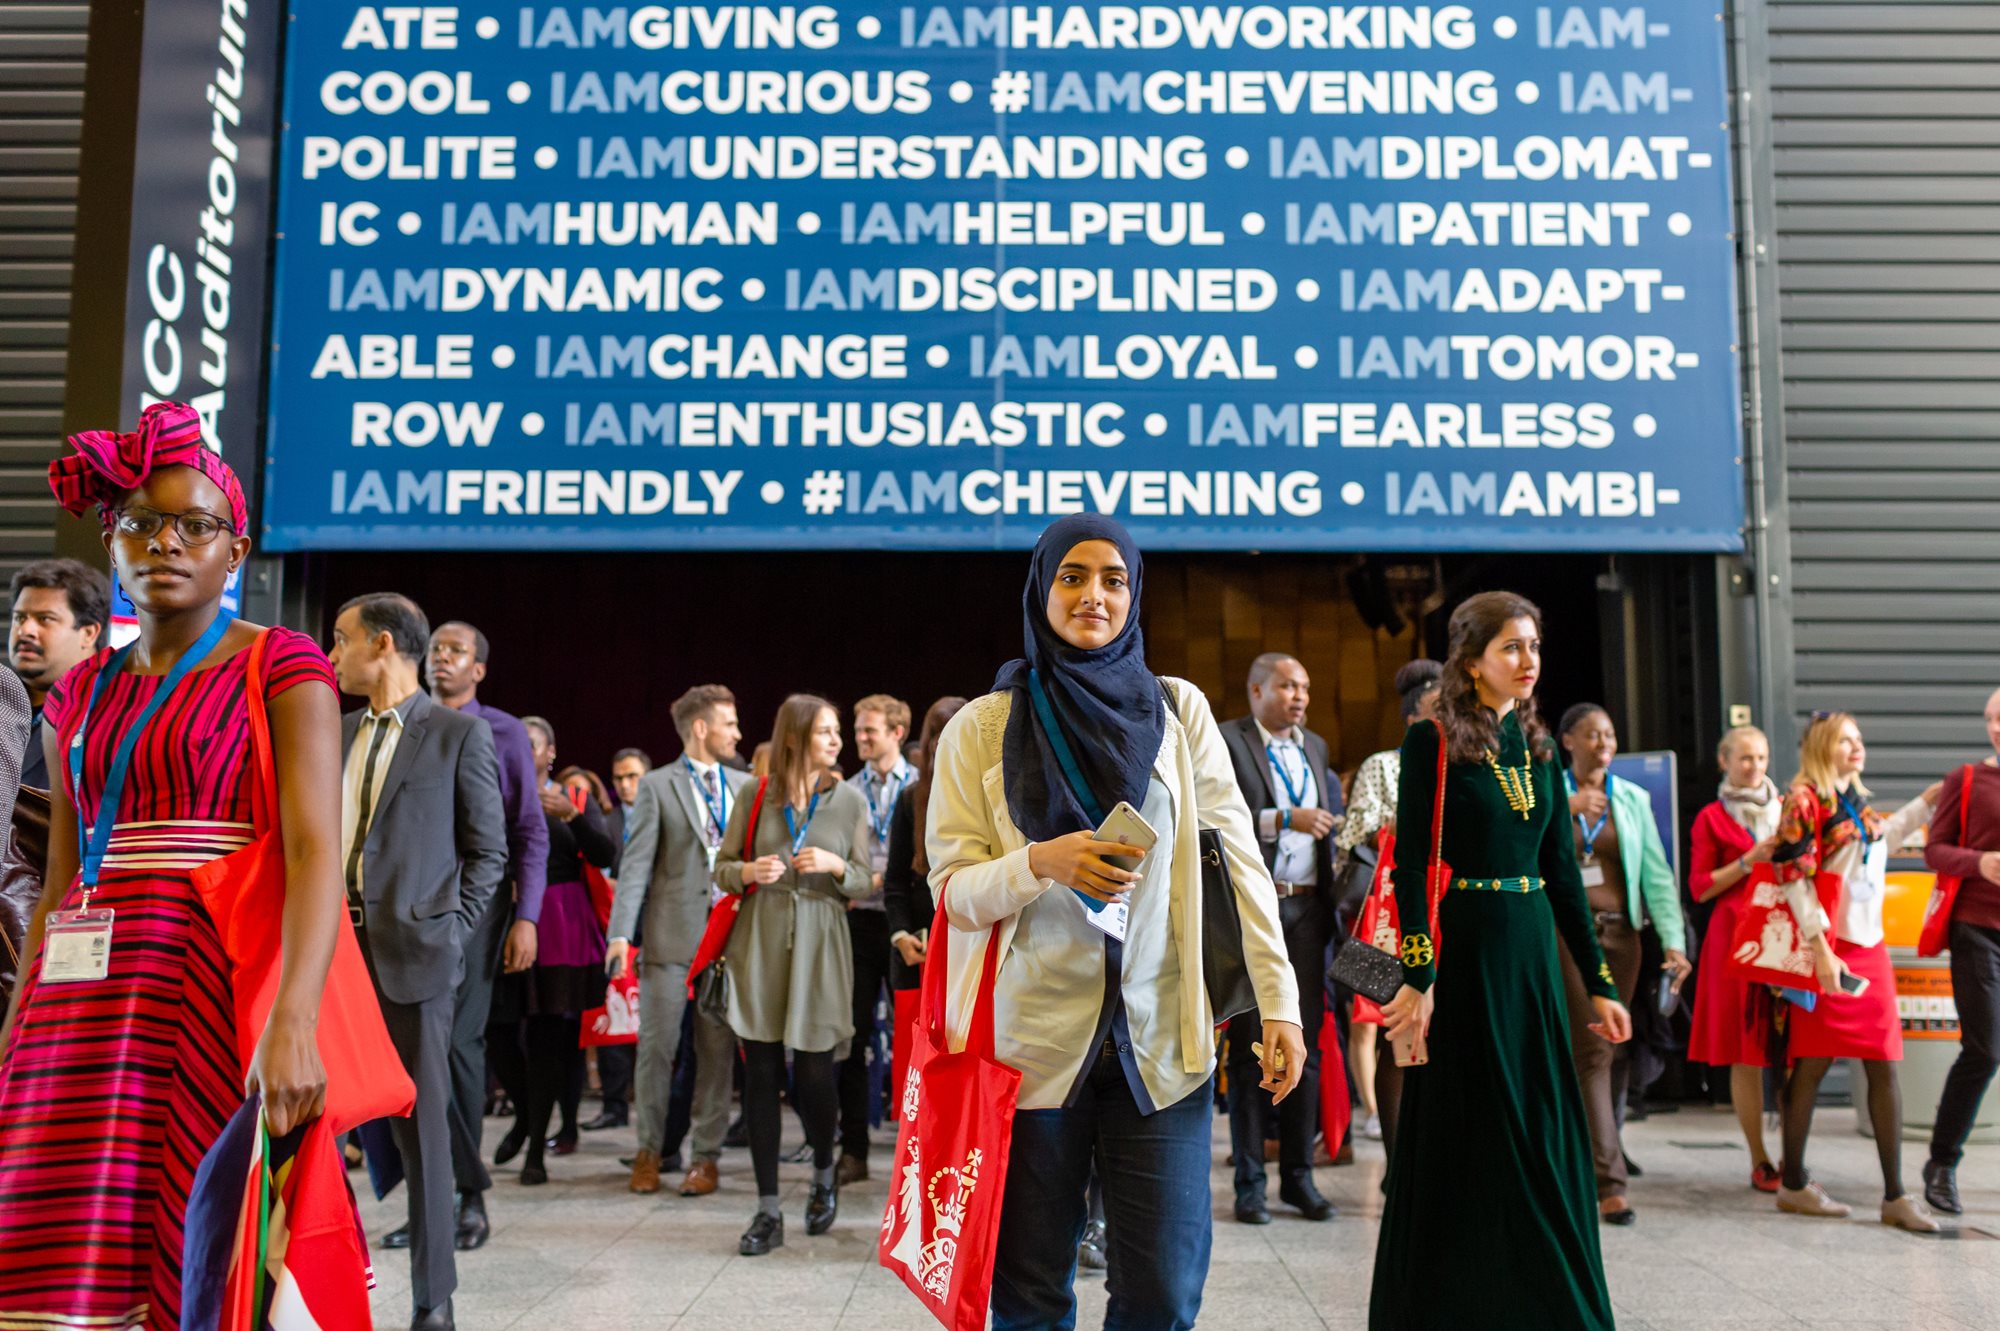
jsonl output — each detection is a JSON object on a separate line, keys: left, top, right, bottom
{"left": 1686, "top": 725, "right": 1786, "bottom": 1191}
{"left": 926, "top": 515, "right": 1304, "bottom": 1331}
{"left": 0, "top": 403, "right": 345, "bottom": 1330}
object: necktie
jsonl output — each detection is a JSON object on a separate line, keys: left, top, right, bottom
{"left": 701, "top": 767, "right": 722, "bottom": 842}
{"left": 345, "top": 716, "right": 392, "bottom": 903}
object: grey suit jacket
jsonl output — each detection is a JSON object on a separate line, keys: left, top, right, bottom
{"left": 609, "top": 760, "right": 753, "bottom": 968}
{"left": 1221, "top": 714, "right": 1335, "bottom": 891}
{"left": 342, "top": 690, "right": 509, "bottom": 1006}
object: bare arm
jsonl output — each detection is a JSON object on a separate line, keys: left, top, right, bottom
{"left": 251, "top": 679, "right": 343, "bottom": 1135}
{"left": 0, "top": 724, "right": 74, "bottom": 1052}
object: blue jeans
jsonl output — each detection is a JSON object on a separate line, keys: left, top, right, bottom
{"left": 991, "top": 1049, "right": 1213, "bottom": 1331}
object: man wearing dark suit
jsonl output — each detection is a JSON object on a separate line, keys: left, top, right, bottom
{"left": 607, "top": 684, "right": 749, "bottom": 1198}
{"left": 330, "top": 593, "right": 508, "bottom": 1331}
{"left": 1220, "top": 652, "right": 1340, "bottom": 1226}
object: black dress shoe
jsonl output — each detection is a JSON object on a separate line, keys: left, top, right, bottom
{"left": 411, "top": 1300, "right": 454, "bottom": 1331}
{"left": 493, "top": 1123, "right": 528, "bottom": 1166}
{"left": 806, "top": 1183, "right": 839, "bottom": 1235}
{"left": 381, "top": 1222, "right": 412, "bottom": 1250}
{"left": 1622, "top": 1151, "right": 1644, "bottom": 1179}
{"left": 1233, "top": 1195, "right": 1272, "bottom": 1225}
{"left": 582, "top": 1108, "right": 628, "bottom": 1132}
{"left": 723, "top": 1116, "right": 750, "bottom": 1149}
{"left": 1601, "top": 1203, "right": 1637, "bottom": 1227}
{"left": 1924, "top": 1159, "right": 1963, "bottom": 1216}
{"left": 519, "top": 1160, "right": 548, "bottom": 1186}
{"left": 740, "top": 1211, "right": 784, "bottom": 1256}
{"left": 1280, "top": 1176, "right": 1337, "bottom": 1222}
{"left": 455, "top": 1192, "right": 490, "bottom": 1251}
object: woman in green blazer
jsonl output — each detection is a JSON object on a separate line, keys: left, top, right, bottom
{"left": 1559, "top": 703, "right": 1690, "bottom": 1225}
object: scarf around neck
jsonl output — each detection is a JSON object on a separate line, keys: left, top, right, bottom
{"left": 1718, "top": 775, "right": 1782, "bottom": 839}
{"left": 992, "top": 515, "right": 1164, "bottom": 844}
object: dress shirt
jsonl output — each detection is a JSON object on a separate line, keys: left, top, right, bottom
{"left": 1252, "top": 719, "right": 1318, "bottom": 885}
{"left": 461, "top": 697, "right": 550, "bottom": 922}
{"left": 342, "top": 692, "right": 419, "bottom": 900}
{"left": 685, "top": 756, "right": 729, "bottom": 848}
{"left": 849, "top": 757, "right": 915, "bottom": 911}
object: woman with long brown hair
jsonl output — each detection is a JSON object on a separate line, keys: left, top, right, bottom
{"left": 1372, "top": 592, "right": 1631, "bottom": 1331}
{"left": 714, "top": 694, "right": 872, "bottom": 1256}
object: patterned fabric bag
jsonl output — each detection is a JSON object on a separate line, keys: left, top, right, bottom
{"left": 878, "top": 894, "right": 1019, "bottom": 1331}
{"left": 1726, "top": 862, "right": 1843, "bottom": 993}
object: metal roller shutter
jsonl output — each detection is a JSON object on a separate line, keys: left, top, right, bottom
{"left": 0, "top": 4, "right": 86, "bottom": 582}
{"left": 1766, "top": 1, "right": 2000, "bottom": 787}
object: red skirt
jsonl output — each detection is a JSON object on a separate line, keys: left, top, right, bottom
{"left": 1687, "top": 891, "right": 1772, "bottom": 1067}
{"left": 1787, "top": 939, "right": 1902, "bottom": 1062}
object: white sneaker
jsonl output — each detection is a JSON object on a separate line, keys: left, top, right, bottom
{"left": 1362, "top": 1114, "right": 1383, "bottom": 1142}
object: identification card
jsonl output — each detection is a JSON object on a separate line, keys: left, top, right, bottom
{"left": 1580, "top": 863, "right": 1606, "bottom": 889}
{"left": 1083, "top": 897, "right": 1129, "bottom": 943}
{"left": 704, "top": 844, "right": 719, "bottom": 875}
{"left": 41, "top": 907, "right": 115, "bottom": 983}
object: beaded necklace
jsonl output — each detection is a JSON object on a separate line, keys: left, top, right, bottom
{"left": 1485, "top": 749, "right": 1537, "bottom": 820}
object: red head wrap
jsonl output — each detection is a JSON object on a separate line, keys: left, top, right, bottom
{"left": 48, "top": 401, "right": 249, "bottom": 535}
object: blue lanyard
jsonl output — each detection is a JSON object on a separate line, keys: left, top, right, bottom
{"left": 1837, "top": 789, "right": 1876, "bottom": 844}
{"left": 1265, "top": 739, "right": 1310, "bottom": 809}
{"left": 1026, "top": 668, "right": 1106, "bottom": 825}
{"left": 684, "top": 758, "right": 729, "bottom": 841}
{"left": 70, "top": 611, "right": 235, "bottom": 892}
{"left": 862, "top": 765, "right": 910, "bottom": 844}
{"left": 1565, "top": 771, "right": 1613, "bottom": 855}
{"left": 784, "top": 789, "right": 821, "bottom": 856}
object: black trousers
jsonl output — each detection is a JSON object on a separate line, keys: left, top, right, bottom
{"left": 840, "top": 909, "right": 892, "bottom": 1159}
{"left": 598, "top": 1042, "right": 634, "bottom": 1109}
{"left": 1226, "top": 890, "right": 1333, "bottom": 1195}
{"left": 1931, "top": 921, "right": 2000, "bottom": 1168}
{"left": 446, "top": 891, "right": 509, "bottom": 1196}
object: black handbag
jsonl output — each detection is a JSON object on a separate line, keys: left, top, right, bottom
{"left": 1197, "top": 827, "right": 1260, "bottom": 1024}
{"left": 0, "top": 785, "right": 50, "bottom": 1004}
{"left": 1329, "top": 933, "right": 1401, "bottom": 1005}
{"left": 1335, "top": 841, "right": 1379, "bottom": 911}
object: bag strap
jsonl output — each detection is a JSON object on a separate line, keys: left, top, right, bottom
{"left": 1027, "top": 669, "right": 1105, "bottom": 826}
{"left": 1426, "top": 722, "right": 1448, "bottom": 905}
{"left": 242, "top": 629, "right": 278, "bottom": 834}
{"left": 740, "top": 777, "right": 769, "bottom": 896}
{"left": 922, "top": 889, "right": 1004, "bottom": 1060}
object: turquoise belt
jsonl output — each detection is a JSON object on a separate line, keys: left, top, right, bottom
{"left": 1452, "top": 876, "right": 1544, "bottom": 894}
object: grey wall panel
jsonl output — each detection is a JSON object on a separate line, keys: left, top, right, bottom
{"left": 1763, "top": 1, "right": 2000, "bottom": 788}
{"left": 0, "top": 4, "right": 85, "bottom": 579}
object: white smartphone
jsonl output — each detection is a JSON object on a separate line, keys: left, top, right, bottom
{"left": 1837, "top": 970, "right": 1871, "bottom": 998}
{"left": 1391, "top": 1023, "right": 1429, "bottom": 1068}
{"left": 1094, "top": 801, "right": 1159, "bottom": 872}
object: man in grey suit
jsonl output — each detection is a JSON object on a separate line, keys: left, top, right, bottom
{"left": 607, "top": 684, "right": 748, "bottom": 1198}
{"left": 1220, "top": 652, "right": 1341, "bottom": 1228}
{"left": 330, "top": 593, "right": 508, "bottom": 1331}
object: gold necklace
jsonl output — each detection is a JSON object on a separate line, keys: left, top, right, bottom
{"left": 1485, "top": 749, "right": 1537, "bottom": 820}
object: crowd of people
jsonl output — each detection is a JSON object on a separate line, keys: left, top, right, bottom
{"left": 1, "top": 408, "right": 1999, "bottom": 1331}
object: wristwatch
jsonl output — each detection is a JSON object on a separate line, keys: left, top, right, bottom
{"left": 1737, "top": 856, "right": 1753, "bottom": 875}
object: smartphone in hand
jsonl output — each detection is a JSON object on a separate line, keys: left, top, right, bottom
{"left": 1094, "top": 801, "right": 1159, "bottom": 873}
{"left": 1391, "top": 1023, "right": 1428, "bottom": 1068}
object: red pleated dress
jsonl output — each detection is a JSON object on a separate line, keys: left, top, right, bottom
{"left": 0, "top": 628, "right": 334, "bottom": 1331}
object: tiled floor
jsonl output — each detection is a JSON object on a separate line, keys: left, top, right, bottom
{"left": 361, "top": 1099, "right": 2000, "bottom": 1329}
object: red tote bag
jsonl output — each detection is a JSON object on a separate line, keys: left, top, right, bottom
{"left": 190, "top": 630, "right": 415, "bottom": 1137}
{"left": 1918, "top": 764, "right": 1976, "bottom": 958}
{"left": 879, "top": 894, "right": 1020, "bottom": 1331}
{"left": 1725, "top": 862, "right": 1843, "bottom": 993}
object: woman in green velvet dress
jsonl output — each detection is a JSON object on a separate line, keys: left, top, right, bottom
{"left": 1372, "top": 592, "right": 1633, "bottom": 1331}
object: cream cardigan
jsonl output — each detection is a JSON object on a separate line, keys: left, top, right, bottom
{"left": 924, "top": 676, "right": 1301, "bottom": 1109}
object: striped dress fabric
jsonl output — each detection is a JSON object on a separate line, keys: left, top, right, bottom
{"left": 0, "top": 627, "right": 335, "bottom": 1331}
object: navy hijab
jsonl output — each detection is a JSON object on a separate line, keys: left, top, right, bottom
{"left": 993, "top": 515, "right": 1165, "bottom": 843}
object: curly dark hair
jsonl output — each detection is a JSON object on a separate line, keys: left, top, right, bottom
{"left": 1434, "top": 591, "right": 1552, "bottom": 763}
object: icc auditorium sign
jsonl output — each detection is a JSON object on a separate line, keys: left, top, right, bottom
{"left": 262, "top": 4, "right": 1744, "bottom": 552}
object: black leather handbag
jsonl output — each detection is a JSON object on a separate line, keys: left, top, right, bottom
{"left": 1198, "top": 827, "right": 1260, "bottom": 1024}
{"left": 1, "top": 786, "right": 52, "bottom": 1004}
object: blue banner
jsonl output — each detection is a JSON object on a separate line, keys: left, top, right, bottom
{"left": 265, "top": 3, "right": 1743, "bottom": 552}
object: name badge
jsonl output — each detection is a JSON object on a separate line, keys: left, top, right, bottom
{"left": 1580, "top": 863, "right": 1606, "bottom": 890}
{"left": 42, "top": 907, "right": 115, "bottom": 983}
{"left": 704, "top": 844, "right": 720, "bottom": 875}
{"left": 1083, "top": 897, "right": 1129, "bottom": 943}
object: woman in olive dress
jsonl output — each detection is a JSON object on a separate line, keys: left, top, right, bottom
{"left": 1372, "top": 592, "right": 1633, "bottom": 1331}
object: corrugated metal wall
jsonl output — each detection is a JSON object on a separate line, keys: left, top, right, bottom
{"left": 1765, "top": 1, "right": 2000, "bottom": 787}
{"left": 0, "top": 5, "right": 86, "bottom": 583}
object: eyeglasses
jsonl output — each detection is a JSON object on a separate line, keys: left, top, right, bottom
{"left": 113, "top": 506, "right": 235, "bottom": 546}
{"left": 429, "top": 643, "right": 474, "bottom": 661}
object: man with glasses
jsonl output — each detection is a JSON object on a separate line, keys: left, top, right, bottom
{"left": 421, "top": 620, "right": 547, "bottom": 1252}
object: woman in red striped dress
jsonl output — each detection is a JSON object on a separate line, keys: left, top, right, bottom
{"left": 0, "top": 404, "right": 344, "bottom": 1331}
